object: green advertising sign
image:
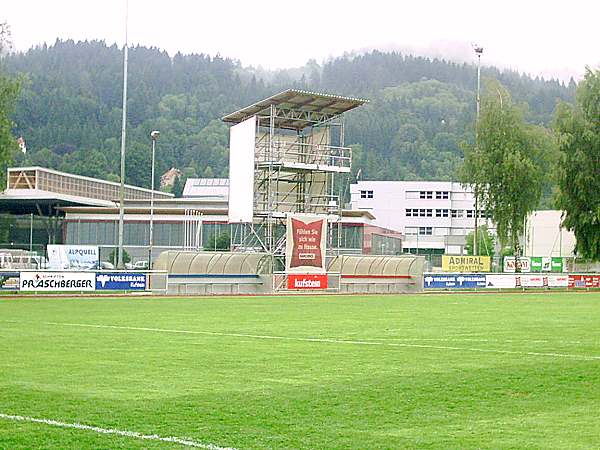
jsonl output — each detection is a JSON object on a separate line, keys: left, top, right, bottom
{"left": 527, "top": 257, "right": 562, "bottom": 272}
{"left": 551, "top": 257, "right": 563, "bottom": 272}
{"left": 530, "top": 257, "right": 543, "bottom": 272}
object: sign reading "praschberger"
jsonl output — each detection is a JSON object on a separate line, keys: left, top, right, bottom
{"left": 20, "top": 271, "right": 95, "bottom": 292}
{"left": 442, "top": 255, "right": 490, "bottom": 272}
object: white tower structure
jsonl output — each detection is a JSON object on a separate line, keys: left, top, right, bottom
{"left": 222, "top": 89, "right": 367, "bottom": 257}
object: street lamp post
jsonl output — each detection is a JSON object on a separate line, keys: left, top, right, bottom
{"left": 473, "top": 45, "right": 483, "bottom": 256}
{"left": 149, "top": 130, "right": 160, "bottom": 269}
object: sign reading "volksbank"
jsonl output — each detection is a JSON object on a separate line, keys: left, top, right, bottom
{"left": 96, "top": 273, "right": 147, "bottom": 290}
{"left": 423, "top": 274, "right": 487, "bottom": 289}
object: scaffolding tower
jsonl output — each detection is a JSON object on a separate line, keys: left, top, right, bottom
{"left": 222, "top": 89, "right": 367, "bottom": 257}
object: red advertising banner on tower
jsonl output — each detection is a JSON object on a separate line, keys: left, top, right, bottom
{"left": 286, "top": 214, "right": 327, "bottom": 273}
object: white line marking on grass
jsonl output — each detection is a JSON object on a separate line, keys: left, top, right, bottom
{"left": 0, "top": 413, "right": 236, "bottom": 450}
{"left": 373, "top": 337, "right": 586, "bottom": 345}
{"left": 45, "top": 321, "right": 600, "bottom": 362}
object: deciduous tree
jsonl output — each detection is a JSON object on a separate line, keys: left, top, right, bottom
{"left": 554, "top": 68, "right": 600, "bottom": 260}
{"left": 0, "top": 23, "right": 20, "bottom": 185}
{"left": 461, "top": 79, "right": 545, "bottom": 262}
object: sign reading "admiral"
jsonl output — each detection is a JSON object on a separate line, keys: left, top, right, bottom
{"left": 96, "top": 273, "right": 147, "bottom": 290}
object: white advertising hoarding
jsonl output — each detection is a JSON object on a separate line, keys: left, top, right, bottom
{"left": 20, "top": 271, "right": 95, "bottom": 292}
{"left": 228, "top": 115, "right": 256, "bottom": 223}
{"left": 547, "top": 275, "right": 569, "bottom": 287}
{"left": 485, "top": 274, "right": 517, "bottom": 289}
{"left": 47, "top": 245, "right": 99, "bottom": 270}
{"left": 518, "top": 274, "right": 544, "bottom": 288}
{"left": 485, "top": 274, "right": 569, "bottom": 289}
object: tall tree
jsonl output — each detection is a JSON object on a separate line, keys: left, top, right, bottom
{"left": 465, "top": 225, "right": 495, "bottom": 257}
{"left": 0, "top": 22, "right": 20, "bottom": 184}
{"left": 554, "top": 68, "right": 600, "bottom": 260}
{"left": 461, "top": 79, "right": 545, "bottom": 261}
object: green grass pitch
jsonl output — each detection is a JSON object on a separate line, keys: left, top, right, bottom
{"left": 1, "top": 291, "right": 599, "bottom": 449}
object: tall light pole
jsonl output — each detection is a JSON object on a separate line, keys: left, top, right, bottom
{"left": 149, "top": 130, "right": 160, "bottom": 268}
{"left": 473, "top": 45, "right": 483, "bottom": 257}
{"left": 117, "top": 0, "right": 129, "bottom": 269}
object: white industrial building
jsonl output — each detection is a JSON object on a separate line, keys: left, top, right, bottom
{"left": 524, "top": 210, "right": 575, "bottom": 257}
{"left": 350, "top": 180, "right": 495, "bottom": 255}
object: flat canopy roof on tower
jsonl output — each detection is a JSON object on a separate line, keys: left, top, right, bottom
{"left": 222, "top": 89, "right": 368, "bottom": 130}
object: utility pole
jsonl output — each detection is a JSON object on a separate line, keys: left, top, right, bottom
{"left": 149, "top": 130, "right": 160, "bottom": 269}
{"left": 117, "top": 0, "right": 129, "bottom": 268}
{"left": 473, "top": 45, "right": 483, "bottom": 256}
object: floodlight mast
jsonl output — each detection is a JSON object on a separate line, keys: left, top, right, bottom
{"left": 473, "top": 45, "right": 483, "bottom": 257}
{"left": 149, "top": 130, "right": 160, "bottom": 268}
{"left": 117, "top": 0, "right": 129, "bottom": 269}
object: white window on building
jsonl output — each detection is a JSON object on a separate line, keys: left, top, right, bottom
{"left": 466, "top": 210, "right": 475, "bottom": 218}
{"left": 426, "top": 209, "right": 433, "bottom": 217}
{"left": 405, "top": 191, "right": 420, "bottom": 199}
{"left": 435, "top": 191, "right": 450, "bottom": 199}
{"left": 360, "top": 190, "right": 374, "bottom": 199}
{"left": 406, "top": 208, "right": 418, "bottom": 217}
{"left": 419, "top": 209, "right": 426, "bottom": 217}
{"left": 406, "top": 227, "right": 418, "bottom": 235}
{"left": 451, "top": 209, "right": 464, "bottom": 218}
{"left": 435, "top": 209, "right": 449, "bottom": 218}
{"left": 435, "top": 227, "right": 449, "bottom": 236}
{"left": 418, "top": 227, "right": 433, "bottom": 235}
{"left": 419, "top": 191, "right": 433, "bottom": 199}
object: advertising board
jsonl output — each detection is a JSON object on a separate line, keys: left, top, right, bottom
{"left": 20, "top": 271, "right": 95, "bottom": 292}
{"left": 568, "top": 274, "right": 600, "bottom": 288}
{"left": 503, "top": 257, "right": 531, "bottom": 273}
{"left": 287, "top": 274, "right": 328, "bottom": 289}
{"left": 547, "top": 275, "right": 569, "bottom": 287}
{"left": 0, "top": 272, "right": 19, "bottom": 290}
{"left": 442, "top": 255, "right": 490, "bottom": 272}
{"left": 47, "top": 245, "right": 99, "bottom": 270}
{"left": 485, "top": 274, "right": 517, "bottom": 289}
{"left": 96, "top": 273, "right": 147, "bottom": 290}
{"left": 551, "top": 257, "right": 564, "bottom": 272}
{"left": 228, "top": 115, "right": 256, "bottom": 223}
{"left": 285, "top": 214, "right": 327, "bottom": 274}
{"left": 423, "top": 274, "right": 486, "bottom": 289}
{"left": 517, "top": 274, "right": 544, "bottom": 288}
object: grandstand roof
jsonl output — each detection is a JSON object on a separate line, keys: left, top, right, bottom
{"left": 222, "top": 89, "right": 368, "bottom": 130}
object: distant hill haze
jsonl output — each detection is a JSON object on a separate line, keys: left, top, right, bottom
{"left": 4, "top": 41, "right": 574, "bottom": 205}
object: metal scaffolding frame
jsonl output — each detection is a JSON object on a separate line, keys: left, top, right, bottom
{"left": 223, "top": 89, "right": 367, "bottom": 257}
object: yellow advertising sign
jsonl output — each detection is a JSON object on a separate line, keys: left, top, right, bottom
{"left": 442, "top": 255, "right": 491, "bottom": 272}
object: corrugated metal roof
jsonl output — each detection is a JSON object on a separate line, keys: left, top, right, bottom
{"left": 190, "top": 178, "right": 229, "bottom": 186}
{"left": 222, "top": 89, "right": 368, "bottom": 130}
{"left": 183, "top": 178, "right": 229, "bottom": 198}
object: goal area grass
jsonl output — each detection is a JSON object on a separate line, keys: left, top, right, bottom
{"left": 1, "top": 291, "right": 599, "bottom": 449}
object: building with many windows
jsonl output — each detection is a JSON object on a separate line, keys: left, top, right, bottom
{"left": 350, "top": 180, "right": 495, "bottom": 255}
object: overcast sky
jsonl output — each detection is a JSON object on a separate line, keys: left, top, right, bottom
{"left": 3, "top": 0, "right": 599, "bottom": 82}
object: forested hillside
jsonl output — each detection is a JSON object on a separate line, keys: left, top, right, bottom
{"left": 3, "top": 40, "right": 575, "bottom": 190}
